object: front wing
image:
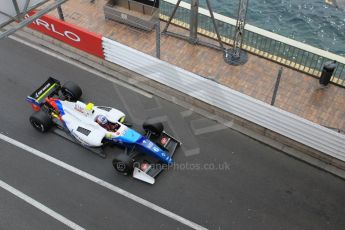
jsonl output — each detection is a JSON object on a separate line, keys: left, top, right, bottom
{"left": 130, "top": 131, "right": 181, "bottom": 184}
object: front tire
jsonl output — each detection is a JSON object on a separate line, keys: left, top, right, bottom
{"left": 62, "top": 81, "right": 82, "bottom": 101}
{"left": 29, "top": 110, "right": 52, "bottom": 133}
{"left": 143, "top": 120, "right": 164, "bottom": 136}
{"left": 112, "top": 153, "right": 134, "bottom": 175}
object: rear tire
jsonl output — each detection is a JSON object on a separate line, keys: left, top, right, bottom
{"left": 143, "top": 120, "right": 164, "bottom": 136}
{"left": 29, "top": 110, "right": 52, "bottom": 133}
{"left": 62, "top": 81, "right": 82, "bottom": 101}
{"left": 112, "top": 153, "right": 134, "bottom": 175}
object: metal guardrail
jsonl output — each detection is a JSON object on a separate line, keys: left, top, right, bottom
{"left": 160, "top": 0, "right": 345, "bottom": 86}
{"left": 102, "top": 37, "right": 345, "bottom": 162}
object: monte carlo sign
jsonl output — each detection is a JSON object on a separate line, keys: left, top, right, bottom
{"left": 25, "top": 12, "right": 104, "bottom": 58}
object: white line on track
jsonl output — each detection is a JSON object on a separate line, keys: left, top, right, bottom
{"left": 9, "top": 35, "right": 153, "bottom": 98}
{"left": 0, "top": 133, "right": 207, "bottom": 230}
{"left": 0, "top": 179, "right": 85, "bottom": 230}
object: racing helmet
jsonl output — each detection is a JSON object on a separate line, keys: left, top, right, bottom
{"left": 96, "top": 115, "right": 108, "bottom": 125}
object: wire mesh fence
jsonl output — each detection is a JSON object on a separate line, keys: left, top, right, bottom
{"left": 160, "top": 0, "right": 345, "bottom": 86}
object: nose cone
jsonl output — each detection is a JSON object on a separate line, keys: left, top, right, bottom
{"left": 166, "top": 156, "right": 174, "bottom": 165}
{"left": 137, "top": 137, "right": 174, "bottom": 164}
{"left": 159, "top": 149, "right": 174, "bottom": 165}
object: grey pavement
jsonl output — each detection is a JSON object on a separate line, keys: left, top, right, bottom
{"left": 0, "top": 38, "right": 345, "bottom": 230}
{"left": 0, "top": 141, "right": 186, "bottom": 230}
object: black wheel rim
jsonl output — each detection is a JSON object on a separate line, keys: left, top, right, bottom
{"left": 113, "top": 160, "right": 127, "bottom": 174}
{"left": 64, "top": 89, "right": 75, "bottom": 101}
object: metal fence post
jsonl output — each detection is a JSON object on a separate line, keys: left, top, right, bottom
{"left": 189, "top": 0, "right": 199, "bottom": 44}
{"left": 156, "top": 21, "right": 161, "bottom": 59}
{"left": 271, "top": 67, "right": 284, "bottom": 106}
{"left": 56, "top": 0, "right": 65, "bottom": 21}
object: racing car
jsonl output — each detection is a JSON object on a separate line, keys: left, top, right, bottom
{"left": 26, "top": 77, "right": 181, "bottom": 184}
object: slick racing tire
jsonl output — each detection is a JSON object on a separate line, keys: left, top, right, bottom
{"left": 143, "top": 120, "right": 164, "bottom": 136}
{"left": 112, "top": 153, "right": 134, "bottom": 175}
{"left": 62, "top": 81, "right": 82, "bottom": 101}
{"left": 29, "top": 110, "right": 52, "bottom": 133}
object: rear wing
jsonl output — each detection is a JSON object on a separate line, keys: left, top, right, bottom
{"left": 26, "top": 77, "right": 61, "bottom": 105}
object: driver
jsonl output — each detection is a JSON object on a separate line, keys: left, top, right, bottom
{"left": 95, "top": 115, "right": 120, "bottom": 132}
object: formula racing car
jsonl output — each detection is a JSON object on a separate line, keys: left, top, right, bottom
{"left": 26, "top": 77, "right": 181, "bottom": 184}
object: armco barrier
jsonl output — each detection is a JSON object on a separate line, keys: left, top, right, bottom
{"left": 102, "top": 37, "right": 345, "bottom": 162}
{"left": 26, "top": 12, "right": 104, "bottom": 58}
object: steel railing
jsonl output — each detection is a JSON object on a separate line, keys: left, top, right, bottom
{"left": 160, "top": 0, "right": 345, "bottom": 86}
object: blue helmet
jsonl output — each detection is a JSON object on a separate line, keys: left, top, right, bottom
{"left": 96, "top": 115, "right": 108, "bottom": 125}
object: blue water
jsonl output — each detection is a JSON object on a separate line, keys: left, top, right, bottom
{"left": 199, "top": 0, "right": 345, "bottom": 56}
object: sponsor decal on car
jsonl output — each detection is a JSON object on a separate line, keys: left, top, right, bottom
{"left": 161, "top": 137, "right": 167, "bottom": 145}
{"left": 35, "top": 83, "right": 51, "bottom": 98}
